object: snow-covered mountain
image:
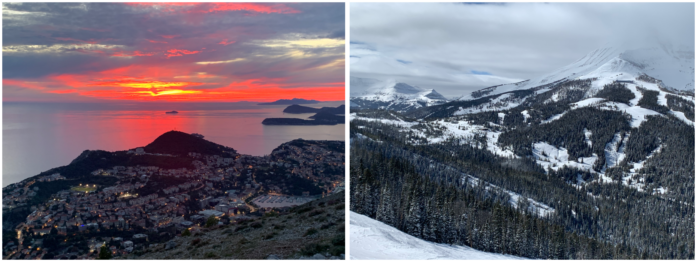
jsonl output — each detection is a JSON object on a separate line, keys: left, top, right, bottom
{"left": 405, "top": 43, "right": 695, "bottom": 127}
{"left": 350, "top": 43, "right": 694, "bottom": 260}
{"left": 353, "top": 42, "right": 694, "bottom": 204}
{"left": 350, "top": 212, "right": 524, "bottom": 260}
{"left": 465, "top": 44, "right": 694, "bottom": 100}
{"left": 350, "top": 77, "right": 447, "bottom": 112}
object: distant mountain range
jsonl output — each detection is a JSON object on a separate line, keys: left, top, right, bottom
{"left": 350, "top": 77, "right": 447, "bottom": 112}
{"left": 258, "top": 98, "right": 320, "bottom": 105}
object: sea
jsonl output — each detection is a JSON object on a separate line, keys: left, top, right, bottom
{"left": 2, "top": 101, "right": 345, "bottom": 187}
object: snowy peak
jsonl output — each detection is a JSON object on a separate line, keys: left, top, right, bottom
{"left": 350, "top": 77, "right": 447, "bottom": 112}
{"left": 384, "top": 82, "right": 424, "bottom": 95}
{"left": 423, "top": 89, "right": 447, "bottom": 100}
{"left": 465, "top": 44, "right": 694, "bottom": 100}
{"left": 361, "top": 80, "right": 446, "bottom": 102}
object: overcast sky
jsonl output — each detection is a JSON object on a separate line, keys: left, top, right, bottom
{"left": 3, "top": 3, "right": 344, "bottom": 102}
{"left": 350, "top": 2, "right": 694, "bottom": 98}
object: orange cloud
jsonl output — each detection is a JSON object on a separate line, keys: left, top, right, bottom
{"left": 90, "top": 80, "right": 204, "bottom": 89}
{"left": 187, "top": 86, "right": 344, "bottom": 102}
{"left": 132, "top": 89, "right": 203, "bottom": 96}
{"left": 160, "top": 35, "right": 179, "bottom": 39}
{"left": 6, "top": 62, "right": 343, "bottom": 102}
{"left": 111, "top": 51, "right": 155, "bottom": 57}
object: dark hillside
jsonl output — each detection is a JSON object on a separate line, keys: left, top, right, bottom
{"left": 144, "top": 131, "right": 238, "bottom": 156}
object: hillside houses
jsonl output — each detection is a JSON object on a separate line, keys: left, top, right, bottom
{"left": 3, "top": 139, "right": 344, "bottom": 260}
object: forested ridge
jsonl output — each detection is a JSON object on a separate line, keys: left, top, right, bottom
{"left": 350, "top": 77, "right": 694, "bottom": 259}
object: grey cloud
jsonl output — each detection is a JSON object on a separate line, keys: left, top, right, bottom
{"left": 350, "top": 2, "right": 693, "bottom": 97}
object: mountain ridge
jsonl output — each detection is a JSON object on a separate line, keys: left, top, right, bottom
{"left": 350, "top": 78, "right": 447, "bottom": 112}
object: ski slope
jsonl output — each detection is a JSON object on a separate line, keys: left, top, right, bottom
{"left": 350, "top": 212, "right": 525, "bottom": 260}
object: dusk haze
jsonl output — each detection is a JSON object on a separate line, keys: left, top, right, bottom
{"left": 2, "top": 3, "right": 346, "bottom": 260}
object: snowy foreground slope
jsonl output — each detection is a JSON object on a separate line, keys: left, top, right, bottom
{"left": 350, "top": 212, "right": 524, "bottom": 260}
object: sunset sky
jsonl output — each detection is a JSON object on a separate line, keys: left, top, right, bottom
{"left": 3, "top": 2, "right": 345, "bottom": 102}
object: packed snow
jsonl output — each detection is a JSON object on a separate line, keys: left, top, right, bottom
{"left": 669, "top": 110, "right": 694, "bottom": 126}
{"left": 541, "top": 111, "right": 568, "bottom": 124}
{"left": 624, "top": 145, "right": 664, "bottom": 192}
{"left": 352, "top": 115, "right": 517, "bottom": 158}
{"left": 350, "top": 212, "right": 525, "bottom": 260}
{"left": 484, "top": 131, "right": 516, "bottom": 158}
{"left": 461, "top": 174, "right": 554, "bottom": 217}
{"left": 571, "top": 97, "right": 605, "bottom": 109}
{"left": 454, "top": 93, "right": 523, "bottom": 115}
{"left": 570, "top": 98, "right": 661, "bottom": 128}
{"left": 521, "top": 110, "right": 530, "bottom": 123}
{"left": 601, "top": 132, "right": 629, "bottom": 173}
{"left": 532, "top": 142, "right": 597, "bottom": 174}
{"left": 583, "top": 128, "right": 593, "bottom": 147}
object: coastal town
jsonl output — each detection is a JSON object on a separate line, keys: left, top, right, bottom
{"left": 2, "top": 136, "right": 344, "bottom": 260}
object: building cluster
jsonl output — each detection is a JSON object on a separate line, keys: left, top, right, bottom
{"left": 3, "top": 141, "right": 344, "bottom": 259}
{"left": 36, "top": 173, "right": 65, "bottom": 182}
{"left": 2, "top": 186, "right": 38, "bottom": 209}
{"left": 271, "top": 142, "right": 344, "bottom": 194}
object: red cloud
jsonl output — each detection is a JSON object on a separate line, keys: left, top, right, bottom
{"left": 205, "top": 3, "right": 300, "bottom": 14}
{"left": 127, "top": 3, "right": 300, "bottom": 14}
{"left": 168, "top": 49, "right": 200, "bottom": 55}
{"left": 219, "top": 39, "right": 236, "bottom": 46}
{"left": 160, "top": 35, "right": 179, "bottom": 39}
{"left": 110, "top": 51, "right": 155, "bottom": 57}
{"left": 166, "top": 49, "right": 200, "bottom": 58}
{"left": 47, "top": 90, "right": 77, "bottom": 94}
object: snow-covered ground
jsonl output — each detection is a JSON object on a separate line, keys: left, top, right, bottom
{"left": 454, "top": 93, "right": 525, "bottom": 115}
{"left": 350, "top": 212, "right": 525, "bottom": 260}
{"left": 460, "top": 173, "right": 554, "bottom": 217}
{"left": 532, "top": 142, "right": 597, "bottom": 174}
{"left": 351, "top": 115, "right": 517, "bottom": 157}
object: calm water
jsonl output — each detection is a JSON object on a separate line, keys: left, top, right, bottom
{"left": 3, "top": 101, "right": 345, "bottom": 187}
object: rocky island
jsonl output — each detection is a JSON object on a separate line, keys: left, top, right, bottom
{"left": 263, "top": 105, "right": 345, "bottom": 126}
{"left": 282, "top": 104, "right": 344, "bottom": 114}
